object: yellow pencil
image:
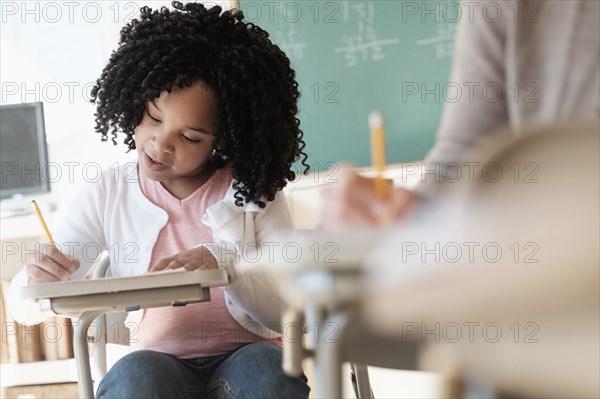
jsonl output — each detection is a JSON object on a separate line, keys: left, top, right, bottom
{"left": 31, "top": 200, "right": 55, "bottom": 246}
{"left": 369, "top": 110, "right": 389, "bottom": 201}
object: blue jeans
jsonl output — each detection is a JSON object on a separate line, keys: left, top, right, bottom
{"left": 96, "top": 342, "right": 309, "bottom": 399}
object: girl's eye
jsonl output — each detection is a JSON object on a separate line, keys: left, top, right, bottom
{"left": 181, "top": 134, "right": 201, "bottom": 143}
{"left": 147, "top": 112, "right": 161, "bottom": 123}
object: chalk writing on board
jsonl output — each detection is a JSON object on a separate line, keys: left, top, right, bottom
{"left": 416, "top": 22, "right": 456, "bottom": 60}
{"left": 334, "top": 1, "right": 399, "bottom": 68}
{"left": 274, "top": 21, "right": 307, "bottom": 60}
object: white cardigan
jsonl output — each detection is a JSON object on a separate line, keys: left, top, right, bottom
{"left": 8, "top": 162, "right": 293, "bottom": 338}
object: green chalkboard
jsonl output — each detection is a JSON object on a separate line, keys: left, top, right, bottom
{"left": 238, "top": 0, "right": 458, "bottom": 168}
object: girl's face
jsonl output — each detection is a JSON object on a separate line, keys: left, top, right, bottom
{"left": 134, "top": 83, "right": 217, "bottom": 199}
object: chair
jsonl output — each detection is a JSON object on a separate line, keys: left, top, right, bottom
{"left": 277, "top": 230, "right": 420, "bottom": 399}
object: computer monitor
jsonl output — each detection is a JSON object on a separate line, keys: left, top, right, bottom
{"left": 0, "top": 102, "right": 51, "bottom": 216}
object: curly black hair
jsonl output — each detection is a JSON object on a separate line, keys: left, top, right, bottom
{"left": 90, "top": 1, "right": 308, "bottom": 207}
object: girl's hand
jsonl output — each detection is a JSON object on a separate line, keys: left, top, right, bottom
{"left": 150, "top": 246, "right": 218, "bottom": 272}
{"left": 25, "top": 245, "right": 80, "bottom": 284}
{"left": 320, "top": 167, "right": 415, "bottom": 229}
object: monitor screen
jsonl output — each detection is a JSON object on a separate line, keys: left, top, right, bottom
{"left": 0, "top": 102, "right": 50, "bottom": 200}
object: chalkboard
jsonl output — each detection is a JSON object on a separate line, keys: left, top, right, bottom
{"left": 238, "top": 0, "right": 458, "bottom": 168}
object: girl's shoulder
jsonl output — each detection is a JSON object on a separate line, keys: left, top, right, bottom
{"left": 98, "top": 161, "right": 140, "bottom": 187}
{"left": 213, "top": 163, "right": 289, "bottom": 214}
{"left": 221, "top": 184, "right": 288, "bottom": 216}
{"left": 73, "top": 161, "right": 144, "bottom": 205}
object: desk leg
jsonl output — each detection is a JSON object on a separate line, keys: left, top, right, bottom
{"left": 351, "top": 363, "right": 374, "bottom": 399}
{"left": 305, "top": 304, "right": 326, "bottom": 353}
{"left": 92, "top": 314, "right": 107, "bottom": 390}
{"left": 314, "top": 311, "right": 350, "bottom": 399}
{"left": 73, "top": 310, "right": 105, "bottom": 399}
{"left": 282, "top": 307, "right": 305, "bottom": 376}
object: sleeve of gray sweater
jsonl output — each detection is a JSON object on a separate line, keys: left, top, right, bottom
{"left": 418, "top": 0, "right": 599, "bottom": 196}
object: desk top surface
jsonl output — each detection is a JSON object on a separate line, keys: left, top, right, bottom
{"left": 21, "top": 269, "right": 229, "bottom": 301}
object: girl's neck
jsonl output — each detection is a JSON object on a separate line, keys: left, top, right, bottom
{"left": 160, "top": 163, "right": 219, "bottom": 200}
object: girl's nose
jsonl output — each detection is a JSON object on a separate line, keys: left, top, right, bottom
{"left": 152, "top": 130, "right": 175, "bottom": 153}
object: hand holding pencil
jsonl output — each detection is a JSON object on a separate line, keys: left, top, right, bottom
{"left": 26, "top": 201, "right": 80, "bottom": 284}
{"left": 320, "top": 111, "right": 415, "bottom": 229}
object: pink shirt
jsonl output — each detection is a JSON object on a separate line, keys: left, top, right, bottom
{"left": 131, "top": 166, "right": 277, "bottom": 358}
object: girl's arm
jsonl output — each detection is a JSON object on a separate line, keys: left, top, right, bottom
{"left": 7, "top": 179, "right": 108, "bottom": 325}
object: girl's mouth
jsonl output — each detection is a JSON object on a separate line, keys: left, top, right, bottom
{"left": 144, "top": 152, "right": 169, "bottom": 172}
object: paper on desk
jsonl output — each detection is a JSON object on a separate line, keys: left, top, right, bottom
{"left": 144, "top": 268, "right": 189, "bottom": 275}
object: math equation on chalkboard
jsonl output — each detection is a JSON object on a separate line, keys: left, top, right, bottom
{"left": 334, "top": 1, "right": 400, "bottom": 68}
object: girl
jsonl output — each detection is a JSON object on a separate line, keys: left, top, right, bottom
{"left": 9, "top": 2, "right": 310, "bottom": 398}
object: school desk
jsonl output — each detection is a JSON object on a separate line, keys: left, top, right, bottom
{"left": 22, "top": 262, "right": 229, "bottom": 399}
